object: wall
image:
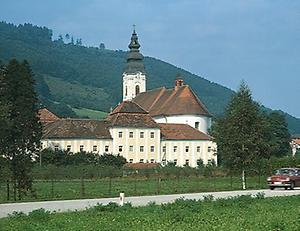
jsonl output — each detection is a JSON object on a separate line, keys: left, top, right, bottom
{"left": 41, "top": 138, "right": 113, "bottom": 154}
{"left": 161, "top": 140, "right": 217, "bottom": 167}
{"left": 154, "top": 114, "right": 211, "bottom": 134}
{"left": 110, "top": 127, "right": 161, "bottom": 163}
{"left": 123, "top": 72, "right": 146, "bottom": 101}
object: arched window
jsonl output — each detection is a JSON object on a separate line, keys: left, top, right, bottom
{"left": 135, "top": 85, "right": 140, "bottom": 95}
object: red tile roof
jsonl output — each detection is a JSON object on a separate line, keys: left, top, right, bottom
{"left": 110, "top": 101, "right": 148, "bottom": 115}
{"left": 133, "top": 85, "right": 212, "bottom": 117}
{"left": 107, "top": 101, "right": 159, "bottom": 128}
{"left": 42, "top": 119, "right": 112, "bottom": 139}
{"left": 159, "top": 123, "right": 213, "bottom": 140}
{"left": 38, "top": 108, "right": 60, "bottom": 124}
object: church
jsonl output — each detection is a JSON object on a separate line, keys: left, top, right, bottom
{"left": 40, "top": 29, "right": 217, "bottom": 167}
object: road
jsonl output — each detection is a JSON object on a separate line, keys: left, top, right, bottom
{"left": 0, "top": 188, "right": 299, "bottom": 218}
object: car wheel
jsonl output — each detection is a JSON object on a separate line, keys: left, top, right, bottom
{"left": 284, "top": 187, "right": 288, "bottom": 190}
{"left": 270, "top": 186, "right": 274, "bottom": 190}
{"left": 290, "top": 182, "right": 295, "bottom": 190}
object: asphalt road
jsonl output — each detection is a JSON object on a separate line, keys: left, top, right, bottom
{"left": 0, "top": 188, "right": 299, "bottom": 218}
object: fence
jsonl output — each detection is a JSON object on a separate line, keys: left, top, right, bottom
{"left": 0, "top": 174, "right": 268, "bottom": 203}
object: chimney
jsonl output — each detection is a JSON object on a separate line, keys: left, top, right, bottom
{"left": 175, "top": 78, "right": 184, "bottom": 90}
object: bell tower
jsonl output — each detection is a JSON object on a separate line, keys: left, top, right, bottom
{"left": 123, "top": 27, "right": 146, "bottom": 101}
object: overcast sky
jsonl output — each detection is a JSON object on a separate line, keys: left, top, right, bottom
{"left": 1, "top": 0, "right": 300, "bottom": 118}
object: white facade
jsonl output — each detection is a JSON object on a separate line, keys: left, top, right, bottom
{"left": 41, "top": 138, "right": 113, "bottom": 154}
{"left": 154, "top": 114, "right": 212, "bottom": 134}
{"left": 161, "top": 140, "right": 217, "bottom": 167}
{"left": 109, "top": 127, "right": 161, "bottom": 163}
{"left": 123, "top": 72, "right": 146, "bottom": 101}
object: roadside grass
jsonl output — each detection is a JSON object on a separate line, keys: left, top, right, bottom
{"left": 0, "top": 176, "right": 268, "bottom": 203}
{"left": 0, "top": 194, "right": 299, "bottom": 230}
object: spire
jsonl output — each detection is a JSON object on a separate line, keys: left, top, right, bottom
{"left": 124, "top": 26, "right": 145, "bottom": 74}
{"left": 128, "top": 24, "right": 140, "bottom": 50}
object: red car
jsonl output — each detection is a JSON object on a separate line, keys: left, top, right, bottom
{"left": 267, "top": 168, "right": 300, "bottom": 190}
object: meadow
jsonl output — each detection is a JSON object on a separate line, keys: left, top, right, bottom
{"left": 0, "top": 194, "right": 299, "bottom": 230}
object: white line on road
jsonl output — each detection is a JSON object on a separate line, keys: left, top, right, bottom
{"left": 0, "top": 188, "right": 299, "bottom": 218}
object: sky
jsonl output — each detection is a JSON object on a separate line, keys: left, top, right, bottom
{"left": 1, "top": 0, "right": 300, "bottom": 118}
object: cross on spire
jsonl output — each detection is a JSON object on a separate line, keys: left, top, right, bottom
{"left": 132, "top": 24, "right": 136, "bottom": 32}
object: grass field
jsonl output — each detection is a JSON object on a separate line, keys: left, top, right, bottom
{"left": 0, "top": 176, "right": 268, "bottom": 203}
{"left": 72, "top": 107, "right": 108, "bottom": 119}
{"left": 0, "top": 194, "right": 299, "bottom": 230}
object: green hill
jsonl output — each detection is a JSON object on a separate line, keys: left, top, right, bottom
{"left": 0, "top": 21, "right": 299, "bottom": 134}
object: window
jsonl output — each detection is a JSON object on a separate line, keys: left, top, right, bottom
{"left": 185, "top": 146, "right": 189, "bottom": 152}
{"left": 139, "top": 159, "right": 144, "bottom": 163}
{"left": 66, "top": 145, "right": 71, "bottom": 152}
{"left": 174, "top": 159, "right": 177, "bottom": 165}
{"left": 80, "top": 145, "right": 84, "bottom": 152}
{"left": 119, "top": 146, "right": 123, "bottom": 152}
{"left": 140, "top": 146, "right": 144, "bottom": 152}
{"left": 208, "top": 146, "right": 212, "bottom": 152}
{"left": 197, "top": 146, "right": 201, "bottom": 152}
{"left": 140, "top": 132, "right": 144, "bottom": 138}
{"left": 195, "top": 122, "right": 200, "bottom": 129}
{"left": 150, "top": 132, "right": 155, "bottom": 138}
{"left": 129, "top": 145, "right": 133, "bottom": 152}
{"left": 150, "top": 146, "right": 155, "bottom": 152}
{"left": 150, "top": 159, "right": 155, "bottom": 163}
{"left": 93, "top": 145, "right": 97, "bottom": 152}
{"left": 54, "top": 145, "right": 59, "bottom": 151}
{"left": 129, "top": 132, "right": 133, "bottom": 138}
{"left": 173, "top": 146, "right": 177, "bottom": 152}
{"left": 125, "top": 86, "right": 128, "bottom": 96}
{"left": 118, "top": 131, "right": 123, "bottom": 138}
{"left": 129, "top": 159, "right": 133, "bottom": 163}
{"left": 185, "top": 159, "right": 189, "bottom": 166}
{"left": 162, "top": 146, "right": 166, "bottom": 153}
{"left": 105, "top": 146, "right": 109, "bottom": 152}
{"left": 40, "top": 142, "right": 43, "bottom": 148}
{"left": 135, "top": 85, "right": 140, "bottom": 95}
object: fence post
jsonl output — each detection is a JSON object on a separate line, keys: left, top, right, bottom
{"left": 6, "top": 179, "right": 9, "bottom": 201}
{"left": 157, "top": 176, "right": 161, "bottom": 194}
{"left": 108, "top": 177, "right": 112, "bottom": 196}
{"left": 13, "top": 179, "right": 16, "bottom": 201}
{"left": 81, "top": 177, "right": 85, "bottom": 197}
{"left": 51, "top": 178, "right": 54, "bottom": 199}
{"left": 134, "top": 177, "right": 137, "bottom": 195}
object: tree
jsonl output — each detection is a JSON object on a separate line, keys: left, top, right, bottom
{"left": 266, "top": 112, "right": 291, "bottom": 157}
{"left": 1, "top": 59, "right": 42, "bottom": 199}
{"left": 99, "top": 43, "right": 105, "bottom": 50}
{"left": 76, "top": 38, "right": 82, "bottom": 46}
{"left": 97, "top": 153, "right": 127, "bottom": 168}
{"left": 65, "top": 33, "right": 70, "bottom": 42}
{"left": 212, "top": 82, "right": 270, "bottom": 189}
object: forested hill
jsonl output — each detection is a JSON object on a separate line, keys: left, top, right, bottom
{"left": 0, "top": 21, "right": 300, "bottom": 134}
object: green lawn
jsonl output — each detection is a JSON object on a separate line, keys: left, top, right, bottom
{"left": 0, "top": 176, "right": 268, "bottom": 203}
{"left": 0, "top": 195, "right": 299, "bottom": 230}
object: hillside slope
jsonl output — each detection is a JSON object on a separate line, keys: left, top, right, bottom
{"left": 0, "top": 21, "right": 299, "bottom": 134}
